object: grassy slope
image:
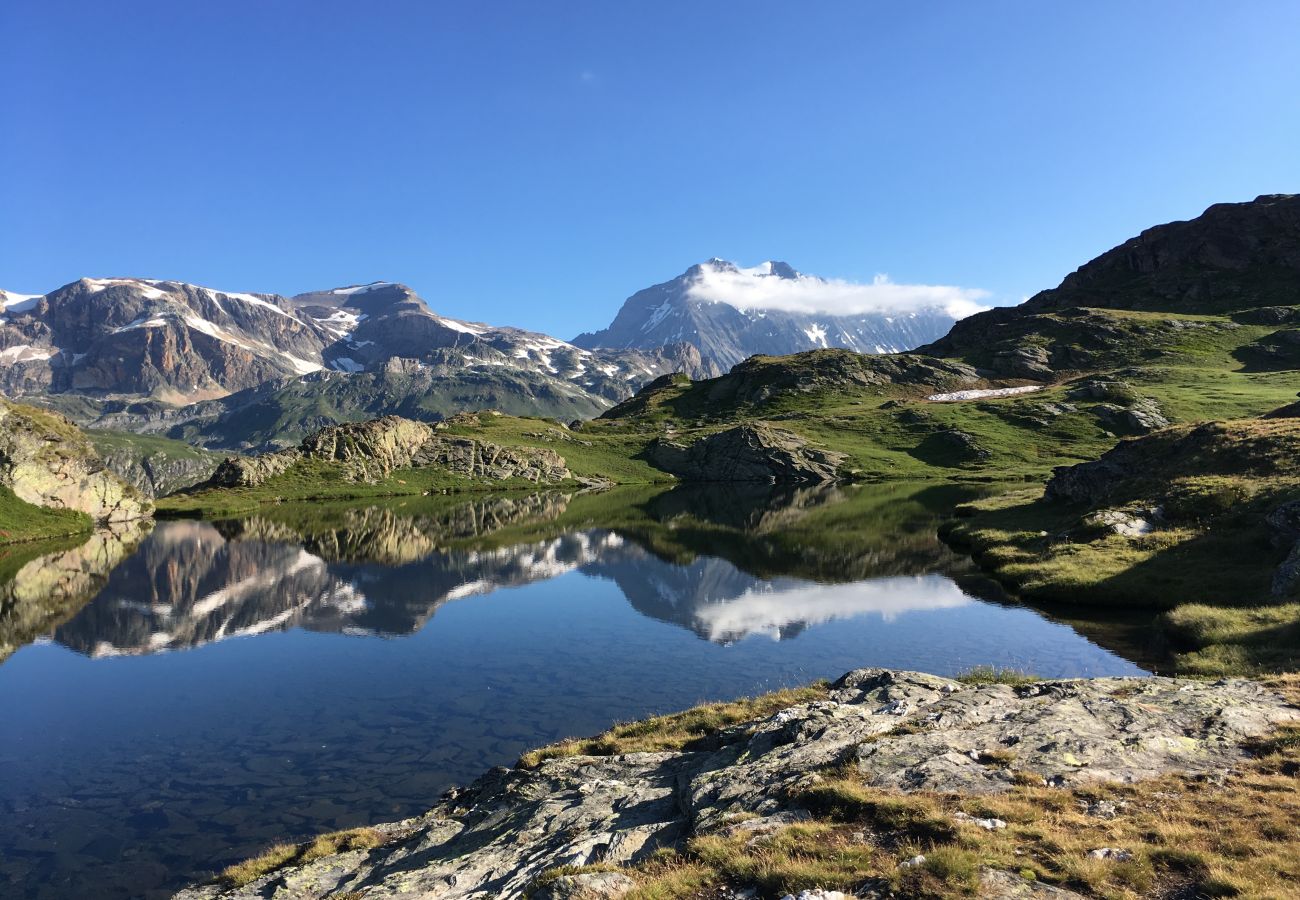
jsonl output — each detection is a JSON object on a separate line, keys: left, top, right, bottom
{"left": 87, "top": 428, "right": 226, "bottom": 463}
{"left": 155, "top": 414, "right": 673, "bottom": 517}
{"left": 944, "top": 419, "right": 1300, "bottom": 675}
{"left": 0, "top": 485, "right": 92, "bottom": 544}
{"left": 587, "top": 311, "right": 1294, "bottom": 481}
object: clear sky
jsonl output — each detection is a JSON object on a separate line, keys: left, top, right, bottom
{"left": 3, "top": 1, "right": 1298, "bottom": 337}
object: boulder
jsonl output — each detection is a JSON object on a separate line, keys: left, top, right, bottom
{"left": 0, "top": 398, "right": 151, "bottom": 523}
{"left": 1092, "top": 399, "right": 1169, "bottom": 434}
{"left": 534, "top": 872, "right": 636, "bottom": 900}
{"left": 992, "top": 345, "right": 1053, "bottom": 380}
{"left": 647, "top": 424, "right": 846, "bottom": 483}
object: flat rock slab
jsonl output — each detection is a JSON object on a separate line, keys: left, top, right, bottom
{"left": 176, "top": 669, "right": 1298, "bottom": 899}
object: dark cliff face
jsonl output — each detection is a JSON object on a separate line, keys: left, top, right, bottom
{"left": 573, "top": 259, "right": 957, "bottom": 372}
{"left": 924, "top": 194, "right": 1300, "bottom": 361}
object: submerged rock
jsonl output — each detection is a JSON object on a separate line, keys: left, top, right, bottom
{"left": 647, "top": 423, "right": 846, "bottom": 483}
{"left": 175, "top": 669, "right": 1298, "bottom": 900}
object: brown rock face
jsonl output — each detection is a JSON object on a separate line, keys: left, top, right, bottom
{"left": 648, "top": 423, "right": 846, "bottom": 483}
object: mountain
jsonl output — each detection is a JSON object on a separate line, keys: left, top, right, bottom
{"left": 572, "top": 259, "right": 958, "bottom": 371}
{"left": 921, "top": 193, "right": 1300, "bottom": 377}
{"left": 0, "top": 278, "right": 708, "bottom": 448}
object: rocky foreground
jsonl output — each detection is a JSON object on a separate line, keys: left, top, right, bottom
{"left": 176, "top": 669, "right": 1298, "bottom": 900}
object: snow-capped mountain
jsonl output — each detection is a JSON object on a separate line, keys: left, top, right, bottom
{"left": 0, "top": 278, "right": 708, "bottom": 442}
{"left": 573, "top": 259, "right": 961, "bottom": 372}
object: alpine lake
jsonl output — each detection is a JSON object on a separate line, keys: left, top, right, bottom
{"left": 0, "top": 482, "right": 1155, "bottom": 899}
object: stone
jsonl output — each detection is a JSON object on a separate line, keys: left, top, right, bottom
{"left": 1091, "top": 399, "right": 1169, "bottom": 435}
{"left": 1265, "top": 500, "right": 1300, "bottom": 548}
{"left": 647, "top": 423, "right": 846, "bottom": 483}
{"left": 1081, "top": 508, "right": 1158, "bottom": 538}
{"left": 780, "top": 891, "right": 853, "bottom": 900}
{"left": 954, "top": 811, "right": 1007, "bottom": 830}
{"left": 1087, "top": 848, "right": 1133, "bottom": 862}
{"left": 0, "top": 397, "right": 151, "bottom": 523}
{"left": 534, "top": 872, "right": 636, "bottom": 900}
{"left": 175, "top": 669, "right": 1299, "bottom": 900}
{"left": 978, "top": 869, "right": 1088, "bottom": 898}
{"left": 1272, "top": 541, "right": 1300, "bottom": 597}
{"left": 992, "top": 346, "right": 1053, "bottom": 380}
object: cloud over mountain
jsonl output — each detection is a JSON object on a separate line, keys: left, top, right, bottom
{"left": 686, "top": 262, "right": 990, "bottom": 320}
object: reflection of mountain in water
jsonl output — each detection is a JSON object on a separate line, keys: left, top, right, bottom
{"left": 32, "top": 482, "right": 992, "bottom": 657}
{"left": 582, "top": 554, "right": 970, "bottom": 643}
{"left": 0, "top": 522, "right": 151, "bottom": 662}
{"left": 51, "top": 517, "right": 974, "bottom": 656}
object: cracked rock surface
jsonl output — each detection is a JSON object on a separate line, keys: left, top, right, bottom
{"left": 175, "top": 669, "right": 1299, "bottom": 900}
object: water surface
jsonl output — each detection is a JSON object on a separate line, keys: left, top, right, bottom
{"left": 0, "top": 483, "right": 1146, "bottom": 898}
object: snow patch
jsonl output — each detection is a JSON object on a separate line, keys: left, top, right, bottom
{"left": 927, "top": 385, "right": 1044, "bottom": 402}
{"left": 83, "top": 278, "right": 168, "bottom": 300}
{"left": 330, "top": 282, "right": 393, "bottom": 295}
{"left": 0, "top": 290, "right": 42, "bottom": 313}
{"left": 804, "top": 323, "right": 829, "bottom": 348}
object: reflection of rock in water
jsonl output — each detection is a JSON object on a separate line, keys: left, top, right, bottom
{"left": 0, "top": 521, "right": 151, "bottom": 662}
{"left": 47, "top": 485, "right": 984, "bottom": 657}
{"left": 220, "top": 492, "right": 573, "bottom": 564}
{"left": 645, "top": 482, "right": 845, "bottom": 532}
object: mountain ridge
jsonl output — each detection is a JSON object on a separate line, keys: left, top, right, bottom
{"left": 573, "top": 257, "right": 960, "bottom": 371}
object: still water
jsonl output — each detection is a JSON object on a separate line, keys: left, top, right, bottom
{"left": 0, "top": 483, "right": 1145, "bottom": 898}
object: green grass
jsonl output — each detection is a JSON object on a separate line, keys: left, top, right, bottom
{"left": 0, "top": 484, "right": 92, "bottom": 544}
{"left": 943, "top": 419, "right": 1300, "bottom": 674}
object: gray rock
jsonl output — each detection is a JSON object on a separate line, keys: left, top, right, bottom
{"left": 1272, "top": 540, "right": 1300, "bottom": 597}
{"left": 1092, "top": 398, "right": 1169, "bottom": 435}
{"left": 647, "top": 423, "right": 845, "bottom": 483}
{"left": 954, "top": 811, "right": 1006, "bottom": 830}
{"left": 1087, "top": 847, "right": 1134, "bottom": 861}
{"left": 534, "top": 872, "right": 636, "bottom": 900}
{"left": 1082, "top": 508, "right": 1158, "bottom": 538}
{"left": 993, "top": 346, "right": 1053, "bottom": 380}
{"left": 1265, "top": 500, "right": 1300, "bottom": 548}
{"left": 978, "top": 869, "right": 1088, "bottom": 898}
{"left": 175, "top": 669, "right": 1299, "bottom": 900}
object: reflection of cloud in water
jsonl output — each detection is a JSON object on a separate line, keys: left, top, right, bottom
{"left": 691, "top": 575, "right": 971, "bottom": 644}
{"left": 48, "top": 520, "right": 972, "bottom": 656}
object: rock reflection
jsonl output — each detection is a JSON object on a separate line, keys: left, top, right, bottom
{"left": 9, "top": 482, "right": 997, "bottom": 658}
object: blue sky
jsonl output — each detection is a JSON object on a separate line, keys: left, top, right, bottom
{"left": 3, "top": 1, "right": 1297, "bottom": 337}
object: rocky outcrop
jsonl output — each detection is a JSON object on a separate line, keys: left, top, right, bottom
{"left": 647, "top": 424, "right": 846, "bottom": 483}
{"left": 174, "top": 668, "right": 1298, "bottom": 900}
{"left": 205, "top": 416, "right": 571, "bottom": 488}
{"left": 0, "top": 398, "right": 151, "bottom": 523}
{"left": 1091, "top": 397, "right": 1169, "bottom": 435}
{"left": 89, "top": 435, "right": 224, "bottom": 497}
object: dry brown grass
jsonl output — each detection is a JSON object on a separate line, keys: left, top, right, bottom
{"left": 218, "top": 827, "right": 384, "bottom": 887}
{"left": 586, "top": 677, "right": 1300, "bottom": 898}
{"left": 516, "top": 683, "right": 829, "bottom": 768}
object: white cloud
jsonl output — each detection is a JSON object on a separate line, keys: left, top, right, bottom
{"left": 685, "top": 262, "right": 990, "bottom": 320}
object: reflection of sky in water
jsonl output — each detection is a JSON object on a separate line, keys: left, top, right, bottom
{"left": 0, "top": 521, "right": 1145, "bottom": 900}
